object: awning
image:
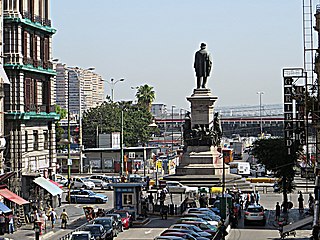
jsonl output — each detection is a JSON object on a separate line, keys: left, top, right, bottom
{"left": 0, "top": 172, "right": 15, "bottom": 183}
{"left": 34, "top": 177, "right": 63, "bottom": 196}
{"left": 0, "top": 202, "right": 11, "bottom": 214}
{"left": 0, "top": 188, "right": 29, "bottom": 205}
{"left": 49, "top": 179, "right": 63, "bottom": 189}
{"left": 0, "top": 64, "right": 9, "bottom": 84}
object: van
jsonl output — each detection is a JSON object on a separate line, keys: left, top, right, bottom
{"left": 229, "top": 162, "right": 250, "bottom": 177}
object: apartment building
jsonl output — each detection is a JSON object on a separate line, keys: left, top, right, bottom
{"left": 55, "top": 64, "right": 104, "bottom": 119}
{"left": 3, "top": 0, "right": 60, "bottom": 209}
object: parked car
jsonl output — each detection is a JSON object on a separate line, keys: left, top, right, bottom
{"left": 169, "top": 224, "right": 213, "bottom": 239}
{"left": 244, "top": 204, "right": 266, "bottom": 226}
{"left": 67, "top": 189, "right": 108, "bottom": 203}
{"left": 176, "top": 221, "right": 217, "bottom": 236}
{"left": 70, "top": 231, "right": 94, "bottom": 240}
{"left": 83, "top": 224, "right": 107, "bottom": 240}
{"left": 92, "top": 217, "right": 116, "bottom": 239}
{"left": 166, "top": 181, "right": 198, "bottom": 194}
{"left": 182, "top": 214, "right": 219, "bottom": 226}
{"left": 154, "top": 237, "right": 185, "bottom": 240}
{"left": 184, "top": 209, "right": 221, "bottom": 222}
{"left": 106, "top": 213, "right": 123, "bottom": 233}
{"left": 177, "top": 217, "right": 218, "bottom": 227}
{"left": 55, "top": 174, "right": 68, "bottom": 186}
{"left": 72, "top": 177, "right": 95, "bottom": 189}
{"left": 114, "top": 210, "right": 133, "bottom": 229}
{"left": 83, "top": 176, "right": 104, "bottom": 188}
{"left": 161, "top": 229, "right": 210, "bottom": 240}
{"left": 160, "top": 231, "right": 197, "bottom": 240}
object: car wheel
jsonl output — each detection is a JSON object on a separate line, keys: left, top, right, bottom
{"left": 83, "top": 185, "right": 87, "bottom": 189}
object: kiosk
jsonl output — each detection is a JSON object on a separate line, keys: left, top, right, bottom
{"left": 111, "top": 182, "right": 145, "bottom": 220}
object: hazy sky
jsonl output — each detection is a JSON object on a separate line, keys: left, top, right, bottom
{"left": 51, "top": 0, "right": 305, "bottom": 110}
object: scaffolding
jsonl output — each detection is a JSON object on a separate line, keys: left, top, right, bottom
{"left": 306, "top": 1, "right": 320, "bottom": 238}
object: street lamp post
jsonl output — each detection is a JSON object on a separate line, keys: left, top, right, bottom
{"left": 257, "top": 91, "right": 264, "bottom": 137}
{"left": 171, "top": 105, "right": 176, "bottom": 151}
{"left": 108, "top": 78, "right": 125, "bottom": 102}
{"left": 120, "top": 109, "right": 124, "bottom": 177}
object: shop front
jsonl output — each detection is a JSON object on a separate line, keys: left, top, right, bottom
{"left": 33, "top": 177, "right": 63, "bottom": 209}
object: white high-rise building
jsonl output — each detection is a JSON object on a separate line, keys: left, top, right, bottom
{"left": 55, "top": 64, "right": 104, "bottom": 118}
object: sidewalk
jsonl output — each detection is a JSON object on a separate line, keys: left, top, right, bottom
{"left": 1, "top": 202, "right": 90, "bottom": 240}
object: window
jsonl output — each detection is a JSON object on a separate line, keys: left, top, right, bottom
{"left": 43, "top": 130, "right": 48, "bottom": 149}
{"left": 123, "top": 194, "right": 134, "bottom": 206}
{"left": 33, "top": 130, "right": 38, "bottom": 150}
{"left": 25, "top": 131, "right": 28, "bottom": 152}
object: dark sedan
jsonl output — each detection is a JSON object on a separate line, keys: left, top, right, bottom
{"left": 83, "top": 224, "right": 107, "bottom": 240}
{"left": 161, "top": 229, "right": 210, "bottom": 240}
{"left": 92, "top": 217, "right": 115, "bottom": 239}
{"left": 169, "top": 224, "right": 213, "bottom": 239}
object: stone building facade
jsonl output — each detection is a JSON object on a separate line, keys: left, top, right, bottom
{"left": 3, "top": 0, "right": 59, "bottom": 206}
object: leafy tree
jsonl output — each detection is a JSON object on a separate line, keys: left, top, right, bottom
{"left": 55, "top": 105, "right": 67, "bottom": 148}
{"left": 82, "top": 100, "right": 155, "bottom": 148}
{"left": 135, "top": 84, "right": 155, "bottom": 111}
{"left": 251, "top": 137, "right": 302, "bottom": 212}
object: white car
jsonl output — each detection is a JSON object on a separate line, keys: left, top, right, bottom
{"left": 70, "top": 230, "right": 94, "bottom": 240}
{"left": 244, "top": 204, "right": 266, "bottom": 226}
{"left": 85, "top": 175, "right": 113, "bottom": 189}
{"left": 166, "top": 181, "right": 198, "bottom": 193}
{"left": 55, "top": 174, "right": 68, "bottom": 186}
{"left": 72, "top": 177, "right": 95, "bottom": 189}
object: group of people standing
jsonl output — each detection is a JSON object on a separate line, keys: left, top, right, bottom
{"left": 31, "top": 207, "right": 69, "bottom": 231}
{"left": 298, "top": 191, "right": 315, "bottom": 214}
{"left": 0, "top": 212, "right": 14, "bottom": 235}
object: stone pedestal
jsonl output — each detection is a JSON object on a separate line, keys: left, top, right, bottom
{"left": 164, "top": 88, "right": 247, "bottom": 190}
{"left": 187, "top": 89, "right": 218, "bottom": 129}
{"left": 176, "top": 88, "right": 229, "bottom": 176}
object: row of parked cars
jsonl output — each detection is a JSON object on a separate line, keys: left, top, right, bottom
{"left": 55, "top": 174, "right": 121, "bottom": 190}
{"left": 154, "top": 207, "right": 223, "bottom": 240}
{"left": 70, "top": 210, "right": 133, "bottom": 240}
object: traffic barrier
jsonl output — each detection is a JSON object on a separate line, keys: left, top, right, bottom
{"left": 246, "top": 177, "right": 277, "bottom": 183}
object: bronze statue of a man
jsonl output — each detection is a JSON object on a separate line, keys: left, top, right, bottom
{"left": 194, "top": 43, "right": 213, "bottom": 89}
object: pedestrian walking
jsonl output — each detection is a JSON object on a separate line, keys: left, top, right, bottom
{"left": 60, "top": 209, "right": 69, "bottom": 229}
{"left": 298, "top": 191, "right": 304, "bottom": 213}
{"left": 58, "top": 194, "right": 62, "bottom": 207}
{"left": 255, "top": 191, "right": 260, "bottom": 205}
{"left": 50, "top": 208, "right": 57, "bottom": 228}
{"left": 309, "top": 193, "right": 315, "bottom": 214}
{"left": 8, "top": 214, "right": 14, "bottom": 234}
{"left": 275, "top": 202, "right": 281, "bottom": 221}
{"left": 0, "top": 212, "right": 5, "bottom": 235}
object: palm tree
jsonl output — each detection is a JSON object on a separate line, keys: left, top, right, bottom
{"left": 135, "top": 84, "right": 155, "bottom": 111}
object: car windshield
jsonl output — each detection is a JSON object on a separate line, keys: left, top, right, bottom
{"left": 86, "top": 191, "right": 95, "bottom": 196}
{"left": 71, "top": 234, "right": 89, "bottom": 240}
{"left": 248, "top": 207, "right": 262, "bottom": 213}
{"left": 94, "top": 219, "right": 112, "bottom": 227}
{"left": 116, "top": 212, "right": 127, "bottom": 218}
{"left": 189, "top": 225, "right": 202, "bottom": 232}
{"left": 85, "top": 226, "right": 101, "bottom": 235}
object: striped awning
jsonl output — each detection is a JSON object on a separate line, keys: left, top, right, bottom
{"left": 34, "top": 177, "right": 63, "bottom": 196}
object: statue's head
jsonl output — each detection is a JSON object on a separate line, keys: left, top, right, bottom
{"left": 200, "top": 43, "right": 206, "bottom": 49}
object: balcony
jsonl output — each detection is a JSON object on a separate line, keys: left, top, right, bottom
{"left": 4, "top": 11, "right": 56, "bottom": 34}
{"left": 25, "top": 104, "right": 56, "bottom": 114}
